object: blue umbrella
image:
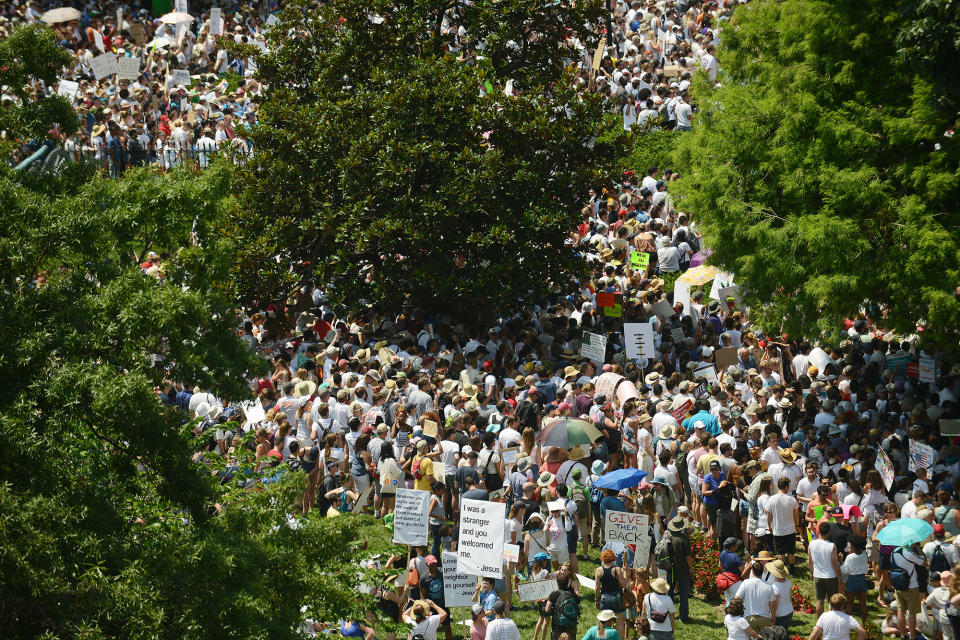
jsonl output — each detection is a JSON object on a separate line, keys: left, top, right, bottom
{"left": 593, "top": 468, "right": 648, "bottom": 491}
{"left": 877, "top": 518, "right": 934, "bottom": 547}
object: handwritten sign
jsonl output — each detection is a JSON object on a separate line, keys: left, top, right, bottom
{"left": 351, "top": 486, "right": 374, "bottom": 513}
{"left": 875, "top": 446, "right": 894, "bottom": 491}
{"left": 674, "top": 279, "right": 692, "bottom": 316}
{"left": 630, "top": 251, "right": 650, "bottom": 271}
{"left": 624, "top": 323, "right": 655, "bottom": 361}
{"left": 714, "top": 347, "right": 738, "bottom": 369}
{"left": 577, "top": 574, "right": 596, "bottom": 591}
{"left": 693, "top": 364, "right": 719, "bottom": 384}
{"left": 90, "top": 52, "right": 118, "bottom": 80}
{"left": 393, "top": 488, "right": 430, "bottom": 546}
{"left": 422, "top": 419, "right": 438, "bottom": 438}
{"left": 93, "top": 29, "right": 105, "bottom": 53}
{"left": 596, "top": 292, "right": 615, "bottom": 308}
{"left": 504, "top": 543, "right": 520, "bottom": 563}
{"left": 129, "top": 24, "right": 147, "bottom": 45}
{"left": 210, "top": 7, "right": 223, "bottom": 35}
{"left": 919, "top": 357, "right": 936, "bottom": 383}
{"left": 603, "top": 303, "right": 622, "bottom": 318}
{"left": 671, "top": 327, "right": 686, "bottom": 344}
{"left": 442, "top": 551, "right": 477, "bottom": 607}
{"left": 605, "top": 510, "right": 649, "bottom": 545}
{"left": 171, "top": 69, "right": 192, "bottom": 86}
{"left": 518, "top": 578, "right": 559, "bottom": 602}
{"left": 500, "top": 447, "right": 519, "bottom": 465}
{"left": 57, "top": 79, "right": 79, "bottom": 98}
{"left": 456, "top": 498, "right": 505, "bottom": 578}
{"left": 592, "top": 37, "right": 607, "bottom": 71}
{"left": 117, "top": 56, "right": 140, "bottom": 81}
{"left": 633, "top": 526, "right": 652, "bottom": 568}
{"left": 581, "top": 331, "right": 607, "bottom": 364}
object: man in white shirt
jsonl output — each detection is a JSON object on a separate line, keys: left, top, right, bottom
{"left": 484, "top": 601, "right": 520, "bottom": 640}
{"left": 891, "top": 542, "right": 926, "bottom": 640}
{"left": 701, "top": 44, "right": 719, "bottom": 81}
{"left": 768, "top": 449, "right": 804, "bottom": 495}
{"left": 766, "top": 477, "right": 800, "bottom": 571}
{"left": 809, "top": 594, "right": 866, "bottom": 640}
{"left": 900, "top": 491, "right": 927, "bottom": 519}
{"left": 674, "top": 92, "right": 692, "bottom": 131}
{"left": 808, "top": 522, "right": 842, "bottom": 617}
{"left": 735, "top": 563, "right": 777, "bottom": 631}
{"left": 924, "top": 524, "right": 960, "bottom": 567}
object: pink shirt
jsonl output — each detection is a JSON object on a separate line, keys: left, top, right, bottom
{"left": 470, "top": 617, "right": 487, "bottom": 640}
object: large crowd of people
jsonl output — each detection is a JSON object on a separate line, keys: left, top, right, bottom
{"left": 10, "top": 1, "right": 960, "bottom": 640}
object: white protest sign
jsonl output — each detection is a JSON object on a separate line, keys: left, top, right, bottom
{"left": 90, "top": 52, "right": 118, "bottom": 80}
{"left": 624, "top": 323, "right": 655, "bottom": 361}
{"left": 442, "top": 551, "right": 476, "bottom": 607}
{"left": 456, "top": 498, "right": 505, "bottom": 578}
{"left": 652, "top": 300, "right": 675, "bottom": 320}
{"left": 351, "top": 486, "right": 374, "bottom": 513}
{"left": 577, "top": 574, "right": 596, "bottom": 591}
{"left": 171, "top": 69, "right": 192, "bottom": 86}
{"left": 57, "top": 79, "right": 79, "bottom": 98}
{"left": 241, "top": 398, "right": 266, "bottom": 428}
{"left": 518, "top": 578, "right": 559, "bottom": 602}
{"left": 673, "top": 279, "right": 692, "bottom": 316}
{"left": 504, "top": 543, "right": 520, "bottom": 563}
{"left": 392, "top": 488, "right": 430, "bottom": 546}
{"left": 693, "top": 364, "right": 719, "bottom": 385}
{"left": 717, "top": 285, "right": 741, "bottom": 312}
{"left": 176, "top": 23, "right": 188, "bottom": 45}
{"left": 93, "top": 29, "right": 105, "bottom": 53}
{"left": 500, "top": 447, "right": 519, "bottom": 465}
{"left": 709, "top": 271, "right": 734, "bottom": 300}
{"left": 175, "top": 0, "right": 188, "bottom": 12}
{"left": 210, "top": 7, "right": 223, "bottom": 35}
{"left": 117, "top": 56, "right": 140, "bottom": 81}
{"left": 604, "top": 510, "right": 649, "bottom": 545}
{"left": 581, "top": 331, "right": 607, "bottom": 364}
{"left": 919, "top": 356, "right": 936, "bottom": 383}
{"left": 807, "top": 347, "right": 836, "bottom": 374}
{"left": 265, "top": 13, "right": 279, "bottom": 26}
{"left": 632, "top": 527, "right": 652, "bottom": 568}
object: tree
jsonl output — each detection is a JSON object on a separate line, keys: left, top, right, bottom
{"left": 672, "top": 0, "right": 960, "bottom": 345}
{"left": 228, "top": 0, "right": 619, "bottom": 315}
{"left": 0, "top": 25, "right": 402, "bottom": 640}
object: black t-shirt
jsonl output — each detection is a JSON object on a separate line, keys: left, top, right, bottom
{"left": 513, "top": 497, "right": 540, "bottom": 525}
{"left": 451, "top": 431, "right": 470, "bottom": 450}
{"left": 604, "top": 424, "right": 622, "bottom": 454}
{"left": 827, "top": 523, "right": 851, "bottom": 557}
{"left": 548, "top": 583, "right": 579, "bottom": 629}
{"left": 461, "top": 488, "right": 490, "bottom": 501}
{"left": 454, "top": 465, "right": 480, "bottom": 494}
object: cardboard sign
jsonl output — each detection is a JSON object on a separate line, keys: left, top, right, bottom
{"left": 875, "top": 446, "right": 895, "bottom": 491}
{"left": 624, "top": 323, "right": 655, "bottom": 361}
{"left": 93, "top": 29, "right": 105, "bottom": 53}
{"left": 518, "top": 578, "right": 559, "bottom": 602}
{"left": 604, "top": 510, "right": 648, "bottom": 545}
{"left": 652, "top": 300, "right": 675, "bottom": 320}
{"left": 592, "top": 37, "right": 606, "bottom": 71}
{"left": 171, "top": 69, "right": 192, "bottom": 86}
{"left": 670, "top": 399, "right": 694, "bottom": 421}
{"left": 714, "top": 347, "right": 738, "bottom": 369}
{"left": 186, "top": 109, "right": 196, "bottom": 125}
{"left": 422, "top": 419, "right": 438, "bottom": 438}
{"left": 57, "top": 79, "right": 79, "bottom": 98}
{"left": 693, "top": 364, "right": 719, "bottom": 384}
{"left": 210, "top": 7, "right": 223, "bottom": 35}
{"left": 673, "top": 279, "right": 692, "bottom": 316}
{"left": 663, "top": 64, "right": 681, "bottom": 78}
{"left": 117, "top": 56, "right": 140, "bottom": 81}
{"left": 351, "top": 486, "right": 374, "bottom": 513}
{"left": 630, "top": 251, "right": 650, "bottom": 271}
{"left": 90, "top": 52, "right": 118, "bottom": 80}
{"left": 456, "top": 498, "right": 505, "bottom": 578}
{"left": 919, "top": 357, "right": 936, "bottom": 383}
{"left": 130, "top": 24, "right": 147, "bottom": 45}
{"left": 603, "top": 303, "right": 622, "bottom": 318}
{"left": 940, "top": 419, "right": 960, "bottom": 437}
{"left": 500, "top": 447, "right": 519, "bottom": 465}
{"left": 581, "top": 331, "right": 607, "bottom": 364}
{"left": 671, "top": 327, "right": 686, "bottom": 344}
{"left": 393, "top": 488, "right": 430, "bottom": 546}
{"left": 442, "top": 551, "right": 477, "bottom": 607}
{"left": 503, "top": 543, "right": 520, "bottom": 563}
{"left": 596, "top": 292, "right": 615, "bottom": 308}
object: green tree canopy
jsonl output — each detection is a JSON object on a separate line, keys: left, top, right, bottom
{"left": 672, "top": 0, "right": 960, "bottom": 345}
{"left": 229, "top": 0, "right": 619, "bottom": 315}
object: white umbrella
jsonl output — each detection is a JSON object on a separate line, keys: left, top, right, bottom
{"left": 41, "top": 7, "right": 82, "bottom": 23}
{"left": 145, "top": 35, "right": 175, "bottom": 50}
{"left": 158, "top": 11, "right": 194, "bottom": 25}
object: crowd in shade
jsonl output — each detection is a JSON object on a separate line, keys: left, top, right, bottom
{"left": 10, "top": 1, "right": 960, "bottom": 640}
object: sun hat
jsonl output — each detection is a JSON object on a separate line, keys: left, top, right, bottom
{"left": 667, "top": 516, "right": 686, "bottom": 533}
{"left": 516, "top": 457, "right": 531, "bottom": 473}
{"left": 597, "top": 610, "right": 617, "bottom": 622}
{"left": 658, "top": 424, "right": 674, "bottom": 439}
{"left": 755, "top": 550, "right": 775, "bottom": 562}
{"left": 644, "top": 372, "right": 661, "bottom": 385}
{"left": 767, "top": 559, "right": 788, "bottom": 579}
{"left": 778, "top": 448, "right": 797, "bottom": 463}
{"left": 592, "top": 460, "right": 606, "bottom": 475}
{"left": 568, "top": 447, "right": 586, "bottom": 461}
{"left": 650, "top": 578, "right": 669, "bottom": 594}
{"left": 537, "top": 471, "right": 556, "bottom": 487}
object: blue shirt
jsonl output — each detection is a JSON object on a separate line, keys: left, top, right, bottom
{"left": 684, "top": 410, "right": 720, "bottom": 436}
{"left": 600, "top": 497, "right": 626, "bottom": 518}
{"left": 479, "top": 589, "right": 498, "bottom": 620}
{"left": 702, "top": 471, "right": 725, "bottom": 506}
{"left": 175, "top": 390, "right": 193, "bottom": 412}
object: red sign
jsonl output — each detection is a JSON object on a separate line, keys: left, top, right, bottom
{"left": 670, "top": 400, "right": 694, "bottom": 421}
{"left": 596, "top": 292, "right": 615, "bottom": 308}
{"left": 905, "top": 363, "right": 919, "bottom": 378}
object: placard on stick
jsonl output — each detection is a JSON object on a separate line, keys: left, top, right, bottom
{"left": 393, "top": 488, "right": 430, "bottom": 546}
{"left": 518, "top": 578, "right": 559, "bottom": 602}
{"left": 714, "top": 347, "right": 738, "bottom": 369}
{"left": 456, "top": 498, "right": 505, "bottom": 578}
{"left": 171, "top": 69, "right": 192, "bottom": 86}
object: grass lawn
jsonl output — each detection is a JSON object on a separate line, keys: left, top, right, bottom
{"left": 443, "top": 548, "right": 887, "bottom": 640}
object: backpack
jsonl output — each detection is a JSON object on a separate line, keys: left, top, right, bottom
{"left": 675, "top": 449, "right": 688, "bottom": 486}
{"left": 590, "top": 484, "right": 604, "bottom": 505}
{"left": 889, "top": 548, "right": 914, "bottom": 591}
{"left": 716, "top": 571, "right": 740, "bottom": 591}
{"left": 554, "top": 590, "right": 581, "bottom": 627}
{"left": 931, "top": 542, "right": 951, "bottom": 575}
{"left": 655, "top": 531, "right": 673, "bottom": 571}
{"left": 570, "top": 482, "right": 589, "bottom": 516}
{"left": 411, "top": 455, "right": 424, "bottom": 480}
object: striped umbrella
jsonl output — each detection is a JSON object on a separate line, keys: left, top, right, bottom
{"left": 537, "top": 418, "right": 603, "bottom": 448}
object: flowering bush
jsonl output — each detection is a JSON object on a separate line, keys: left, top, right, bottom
{"left": 689, "top": 527, "right": 722, "bottom": 601}
{"left": 790, "top": 584, "right": 815, "bottom": 613}
{"left": 863, "top": 623, "right": 884, "bottom": 640}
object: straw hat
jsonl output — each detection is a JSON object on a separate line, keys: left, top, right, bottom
{"left": 755, "top": 550, "right": 775, "bottom": 563}
{"left": 650, "top": 577, "right": 669, "bottom": 594}
{"left": 568, "top": 447, "right": 586, "bottom": 461}
{"left": 564, "top": 365, "right": 579, "bottom": 379}
{"left": 767, "top": 559, "right": 787, "bottom": 579}
{"left": 597, "top": 610, "right": 616, "bottom": 622}
{"left": 658, "top": 424, "right": 674, "bottom": 439}
{"left": 644, "top": 372, "right": 661, "bottom": 385}
{"left": 778, "top": 448, "right": 797, "bottom": 463}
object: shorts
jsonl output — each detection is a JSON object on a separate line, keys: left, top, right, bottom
{"left": 746, "top": 615, "right": 771, "bottom": 632}
{"left": 896, "top": 588, "right": 921, "bottom": 613}
{"left": 845, "top": 574, "right": 868, "bottom": 594}
{"left": 814, "top": 577, "right": 839, "bottom": 601}
{"left": 867, "top": 539, "right": 879, "bottom": 563}
{"left": 773, "top": 533, "right": 796, "bottom": 556}
{"left": 706, "top": 503, "right": 719, "bottom": 525}
{"left": 550, "top": 545, "right": 570, "bottom": 566}
{"left": 352, "top": 472, "right": 371, "bottom": 493}
{"left": 879, "top": 553, "right": 892, "bottom": 571}
{"left": 445, "top": 474, "right": 455, "bottom": 491}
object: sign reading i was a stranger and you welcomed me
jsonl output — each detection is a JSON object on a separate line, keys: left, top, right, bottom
{"left": 456, "top": 498, "right": 505, "bottom": 578}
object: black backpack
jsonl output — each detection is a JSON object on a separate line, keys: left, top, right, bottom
{"left": 931, "top": 542, "right": 951, "bottom": 575}
{"left": 554, "top": 590, "right": 581, "bottom": 627}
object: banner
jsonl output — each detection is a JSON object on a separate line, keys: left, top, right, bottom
{"left": 624, "top": 323, "right": 655, "bottom": 361}
{"left": 604, "top": 510, "right": 649, "bottom": 545}
{"left": 908, "top": 439, "right": 935, "bottom": 473}
{"left": 875, "top": 447, "right": 894, "bottom": 491}
{"left": 393, "top": 488, "right": 430, "bottom": 546}
{"left": 581, "top": 331, "right": 607, "bottom": 364}
{"left": 919, "top": 357, "right": 936, "bottom": 383}
{"left": 442, "top": 551, "right": 476, "bottom": 608}
{"left": 456, "top": 498, "right": 505, "bottom": 578}
{"left": 518, "top": 578, "right": 558, "bottom": 602}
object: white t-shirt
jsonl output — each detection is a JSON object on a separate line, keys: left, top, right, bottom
{"left": 724, "top": 614, "right": 751, "bottom": 640}
{"left": 645, "top": 593, "right": 676, "bottom": 631}
{"left": 767, "top": 493, "right": 799, "bottom": 536}
{"left": 923, "top": 540, "right": 960, "bottom": 567}
{"left": 409, "top": 614, "right": 443, "bottom": 640}
{"left": 815, "top": 610, "right": 863, "bottom": 640}
{"left": 439, "top": 440, "right": 460, "bottom": 475}
{"left": 675, "top": 101, "right": 692, "bottom": 127}
{"left": 808, "top": 539, "right": 837, "bottom": 578}
{"left": 484, "top": 617, "right": 521, "bottom": 640}
{"left": 796, "top": 477, "right": 820, "bottom": 503}
{"left": 768, "top": 578, "right": 794, "bottom": 617}
{"left": 735, "top": 577, "right": 776, "bottom": 618}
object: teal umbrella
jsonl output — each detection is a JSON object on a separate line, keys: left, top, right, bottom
{"left": 877, "top": 518, "right": 933, "bottom": 547}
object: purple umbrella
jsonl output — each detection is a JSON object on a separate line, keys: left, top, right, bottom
{"left": 690, "top": 249, "right": 712, "bottom": 268}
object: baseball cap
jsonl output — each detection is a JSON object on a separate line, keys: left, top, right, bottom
{"left": 471, "top": 603, "right": 484, "bottom": 617}
{"left": 709, "top": 459, "right": 720, "bottom": 469}
{"left": 934, "top": 524, "right": 946, "bottom": 537}
{"left": 425, "top": 555, "right": 438, "bottom": 566}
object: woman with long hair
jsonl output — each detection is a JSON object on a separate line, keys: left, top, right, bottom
{"left": 873, "top": 502, "right": 900, "bottom": 607}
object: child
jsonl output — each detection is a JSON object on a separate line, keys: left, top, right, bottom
{"left": 633, "top": 567, "right": 651, "bottom": 600}
{"left": 633, "top": 617, "right": 651, "bottom": 640}
{"left": 531, "top": 552, "right": 554, "bottom": 640}
{"left": 623, "top": 586, "right": 639, "bottom": 640}
{"left": 881, "top": 601, "right": 902, "bottom": 637}
{"left": 469, "top": 603, "right": 487, "bottom": 640}
{"left": 841, "top": 536, "right": 869, "bottom": 622}
{"left": 926, "top": 572, "right": 950, "bottom": 640}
